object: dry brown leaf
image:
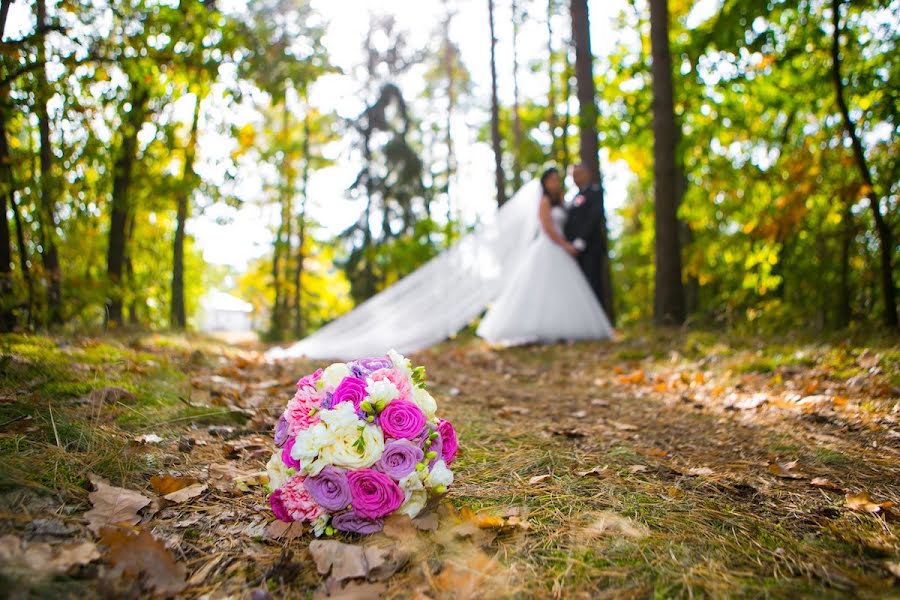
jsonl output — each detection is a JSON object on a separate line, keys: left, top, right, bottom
{"left": 100, "top": 527, "right": 186, "bottom": 596}
{"left": 643, "top": 447, "right": 668, "bottom": 458}
{"left": 845, "top": 491, "right": 893, "bottom": 514}
{"left": 767, "top": 461, "right": 806, "bottom": 480}
{"left": 150, "top": 474, "right": 199, "bottom": 495}
{"left": 617, "top": 370, "right": 645, "bottom": 385}
{"left": 84, "top": 475, "right": 151, "bottom": 534}
{"left": 576, "top": 465, "right": 608, "bottom": 477}
{"left": 665, "top": 486, "right": 685, "bottom": 499}
{"left": 208, "top": 463, "right": 258, "bottom": 492}
{"left": 528, "top": 474, "right": 551, "bottom": 485}
{"left": 0, "top": 535, "right": 101, "bottom": 575}
{"left": 412, "top": 511, "right": 439, "bottom": 531}
{"left": 363, "top": 544, "right": 410, "bottom": 581}
{"left": 266, "top": 520, "right": 305, "bottom": 541}
{"left": 611, "top": 421, "right": 638, "bottom": 431}
{"left": 810, "top": 477, "right": 843, "bottom": 492}
{"left": 315, "top": 581, "right": 388, "bottom": 600}
{"left": 886, "top": 561, "right": 900, "bottom": 578}
{"left": 431, "top": 551, "right": 506, "bottom": 600}
{"left": 308, "top": 540, "right": 370, "bottom": 582}
{"left": 685, "top": 467, "right": 714, "bottom": 477}
{"left": 627, "top": 465, "right": 648, "bottom": 474}
{"left": 163, "top": 483, "right": 207, "bottom": 504}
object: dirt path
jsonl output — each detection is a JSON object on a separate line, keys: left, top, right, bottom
{"left": 1, "top": 332, "right": 897, "bottom": 598}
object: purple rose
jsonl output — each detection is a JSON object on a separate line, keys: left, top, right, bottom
{"left": 331, "top": 510, "right": 384, "bottom": 535}
{"left": 347, "top": 469, "right": 404, "bottom": 519}
{"left": 304, "top": 466, "right": 351, "bottom": 511}
{"left": 321, "top": 392, "right": 334, "bottom": 410}
{"left": 375, "top": 439, "right": 424, "bottom": 480}
{"left": 269, "top": 489, "right": 292, "bottom": 522}
{"left": 297, "top": 369, "right": 322, "bottom": 390}
{"left": 331, "top": 377, "right": 367, "bottom": 413}
{"left": 349, "top": 357, "right": 393, "bottom": 379}
{"left": 379, "top": 400, "right": 426, "bottom": 440}
{"left": 274, "top": 414, "right": 290, "bottom": 447}
{"left": 281, "top": 437, "right": 301, "bottom": 469}
{"left": 438, "top": 419, "right": 458, "bottom": 464}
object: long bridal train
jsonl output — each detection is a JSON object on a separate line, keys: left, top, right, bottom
{"left": 267, "top": 180, "right": 609, "bottom": 361}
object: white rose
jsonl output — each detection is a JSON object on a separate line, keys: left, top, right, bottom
{"left": 387, "top": 349, "right": 412, "bottom": 378}
{"left": 411, "top": 387, "right": 437, "bottom": 421}
{"left": 399, "top": 470, "right": 426, "bottom": 494}
{"left": 366, "top": 378, "right": 400, "bottom": 405}
{"left": 291, "top": 422, "right": 333, "bottom": 470}
{"left": 397, "top": 489, "right": 427, "bottom": 518}
{"left": 425, "top": 459, "right": 454, "bottom": 489}
{"left": 319, "top": 422, "right": 384, "bottom": 470}
{"left": 266, "top": 451, "right": 292, "bottom": 491}
{"left": 321, "top": 362, "right": 351, "bottom": 389}
{"left": 319, "top": 402, "right": 363, "bottom": 430}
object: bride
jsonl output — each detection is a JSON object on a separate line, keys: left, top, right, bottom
{"left": 269, "top": 169, "right": 613, "bottom": 361}
{"left": 476, "top": 168, "right": 613, "bottom": 345}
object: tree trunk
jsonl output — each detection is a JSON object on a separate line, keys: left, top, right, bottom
{"left": 569, "top": 0, "right": 615, "bottom": 324}
{"left": 547, "top": 0, "right": 558, "bottom": 162}
{"left": 561, "top": 48, "right": 572, "bottom": 176}
{"left": 106, "top": 86, "right": 148, "bottom": 327}
{"left": 830, "top": 0, "right": 897, "bottom": 328}
{"left": 9, "top": 190, "right": 32, "bottom": 326}
{"left": 650, "top": 0, "right": 686, "bottom": 326}
{"left": 444, "top": 12, "right": 457, "bottom": 246}
{"left": 293, "top": 106, "right": 310, "bottom": 339}
{"left": 511, "top": 0, "right": 523, "bottom": 191}
{"left": 837, "top": 200, "right": 853, "bottom": 328}
{"left": 488, "top": 0, "right": 507, "bottom": 206}
{"left": 34, "top": 0, "right": 61, "bottom": 325}
{"left": 170, "top": 96, "right": 201, "bottom": 330}
{"left": 0, "top": 107, "right": 15, "bottom": 331}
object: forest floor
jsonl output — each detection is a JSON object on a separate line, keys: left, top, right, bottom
{"left": 1, "top": 328, "right": 899, "bottom": 599}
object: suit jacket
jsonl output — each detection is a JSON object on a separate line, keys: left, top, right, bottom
{"left": 564, "top": 183, "right": 604, "bottom": 255}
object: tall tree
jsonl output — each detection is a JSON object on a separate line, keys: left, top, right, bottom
{"left": 830, "top": 0, "right": 896, "bottom": 328}
{"left": 488, "top": 0, "right": 507, "bottom": 206}
{"left": 649, "top": 0, "right": 685, "bottom": 326}
{"left": 510, "top": 0, "right": 523, "bottom": 191}
{"left": 547, "top": 0, "right": 558, "bottom": 162}
{"left": 569, "top": 0, "right": 614, "bottom": 323}
{"left": 0, "top": 2, "right": 17, "bottom": 331}
{"left": 170, "top": 96, "right": 201, "bottom": 330}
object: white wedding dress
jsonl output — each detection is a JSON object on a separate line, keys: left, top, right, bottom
{"left": 267, "top": 180, "right": 611, "bottom": 361}
{"left": 476, "top": 203, "right": 613, "bottom": 345}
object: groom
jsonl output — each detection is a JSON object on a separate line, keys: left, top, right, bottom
{"left": 564, "top": 164, "right": 607, "bottom": 309}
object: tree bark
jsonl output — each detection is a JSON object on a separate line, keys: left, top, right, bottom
{"left": 444, "top": 12, "right": 457, "bottom": 245}
{"left": 650, "top": 0, "right": 686, "bottom": 326}
{"left": 106, "top": 85, "right": 149, "bottom": 327}
{"left": 0, "top": 108, "right": 15, "bottom": 332}
{"left": 293, "top": 106, "right": 310, "bottom": 339}
{"left": 837, "top": 200, "right": 853, "bottom": 328}
{"left": 830, "top": 0, "right": 897, "bottom": 328}
{"left": 488, "top": 0, "right": 507, "bottom": 206}
{"left": 547, "top": 0, "right": 558, "bottom": 162}
{"left": 561, "top": 48, "right": 572, "bottom": 176}
{"left": 34, "top": 0, "right": 61, "bottom": 325}
{"left": 170, "top": 95, "right": 200, "bottom": 330}
{"left": 511, "top": 0, "right": 523, "bottom": 191}
{"left": 9, "top": 190, "right": 32, "bottom": 326}
{"left": 569, "top": 0, "right": 615, "bottom": 324}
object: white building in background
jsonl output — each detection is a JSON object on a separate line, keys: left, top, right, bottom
{"left": 199, "top": 290, "right": 254, "bottom": 332}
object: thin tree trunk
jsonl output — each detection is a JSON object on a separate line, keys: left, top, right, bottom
{"left": 444, "top": 12, "right": 457, "bottom": 246}
{"left": 830, "top": 0, "right": 896, "bottom": 327}
{"left": 649, "top": 0, "right": 685, "bottom": 326}
{"left": 547, "top": 0, "right": 558, "bottom": 163}
{"left": 170, "top": 95, "right": 200, "bottom": 330}
{"left": 0, "top": 6, "right": 16, "bottom": 331}
{"left": 570, "top": 0, "right": 615, "bottom": 324}
{"left": 488, "top": 0, "right": 507, "bottom": 206}
{"left": 293, "top": 106, "right": 310, "bottom": 339}
{"left": 34, "top": 0, "right": 61, "bottom": 325}
{"left": 106, "top": 85, "right": 148, "bottom": 327}
{"left": 8, "top": 191, "right": 32, "bottom": 326}
{"left": 561, "top": 49, "right": 572, "bottom": 176}
{"left": 511, "top": 0, "right": 523, "bottom": 191}
{"left": 837, "top": 200, "right": 853, "bottom": 328}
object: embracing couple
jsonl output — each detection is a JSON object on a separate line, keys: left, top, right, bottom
{"left": 477, "top": 164, "right": 614, "bottom": 346}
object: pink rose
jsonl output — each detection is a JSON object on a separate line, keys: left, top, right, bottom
{"left": 369, "top": 368, "right": 412, "bottom": 402}
{"left": 346, "top": 469, "right": 404, "bottom": 519}
{"left": 284, "top": 388, "right": 323, "bottom": 436}
{"left": 331, "top": 376, "right": 368, "bottom": 413}
{"left": 438, "top": 419, "right": 458, "bottom": 464}
{"left": 269, "top": 488, "right": 293, "bottom": 522}
{"left": 379, "top": 400, "right": 426, "bottom": 440}
{"left": 277, "top": 475, "right": 325, "bottom": 523}
{"left": 282, "top": 436, "right": 301, "bottom": 469}
{"left": 297, "top": 369, "right": 322, "bottom": 391}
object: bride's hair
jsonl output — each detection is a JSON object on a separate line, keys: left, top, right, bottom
{"left": 540, "top": 167, "right": 563, "bottom": 206}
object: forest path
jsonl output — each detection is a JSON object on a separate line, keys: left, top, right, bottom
{"left": 0, "top": 331, "right": 898, "bottom": 598}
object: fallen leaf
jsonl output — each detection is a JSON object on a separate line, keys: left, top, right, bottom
{"left": 412, "top": 511, "right": 439, "bottom": 531}
{"left": 611, "top": 421, "right": 639, "bottom": 431}
{"left": 643, "top": 447, "right": 668, "bottom": 458}
{"left": 431, "top": 551, "right": 507, "bottom": 600}
{"left": 685, "top": 467, "right": 714, "bottom": 477}
{"left": 265, "top": 520, "right": 305, "bottom": 541}
{"left": 363, "top": 544, "right": 409, "bottom": 581}
{"left": 163, "top": 483, "right": 207, "bottom": 504}
{"left": 134, "top": 434, "right": 163, "bottom": 444}
{"left": 84, "top": 475, "right": 151, "bottom": 534}
{"left": 100, "top": 527, "right": 186, "bottom": 596}
{"left": 617, "top": 370, "right": 645, "bottom": 385}
{"left": 665, "top": 486, "right": 685, "bottom": 499}
{"left": 576, "top": 465, "right": 608, "bottom": 477}
{"left": 590, "top": 399, "right": 609, "bottom": 407}
{"left": 627, "top": 465, "right": 648, "bottom": 474}
{"left": 150, "top": 474, "right": 199, "bottom": 495}
{"left": 768, "top": 461, "right": 806, "bottom": 480}
{"left": 0, "top": 535, "right": 100, "bottom": 575}
{"left": 886, "top": 561, "right": 900, "bottom": 578}
{"left": 208, "top": 464, "right": 261, "bottom": 492}
{"left": 90, "top": 387, "right": 136, "bottom": 405}
{"left": 653, "top": 383, "right": 668, "bottom": 393}
{"left": 528, "top": 474, "right": 551, "bottom": 485}
{"left": 845, "top": 491, "right": 893, "bottom": 514}
{"left": 308, "top": 540, "right": 370, "bottom": 582}
{"left": 810, "top": 477, "right": 842, "bottom": 492}
{"left": 314, "top": 581, "right": 388, "bottom": 600}
{"left": 582, "top": 511, "right": 648, "bottom": 539}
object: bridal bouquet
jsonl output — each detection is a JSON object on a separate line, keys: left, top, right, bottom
{"left": 266, "top": 350, "right": 457, "bottom": 536}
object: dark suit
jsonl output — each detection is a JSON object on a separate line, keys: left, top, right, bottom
{"left": 564, "top": 183, "right": 606, "bottom": 307}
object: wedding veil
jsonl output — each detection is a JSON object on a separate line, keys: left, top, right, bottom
{"left": 267, "top": 180, "right": 542, "bottom": 360}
